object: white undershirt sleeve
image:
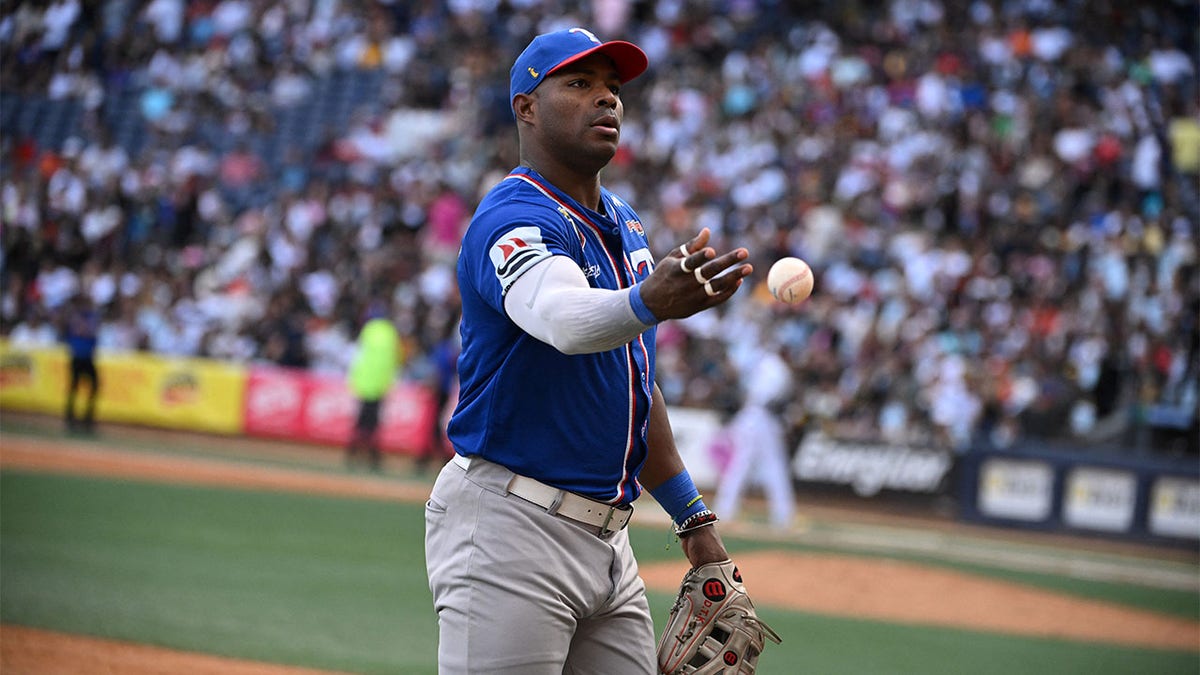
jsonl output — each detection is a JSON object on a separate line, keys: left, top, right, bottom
{"left": 503, "top": 255, "right": 654, "bottom": 354}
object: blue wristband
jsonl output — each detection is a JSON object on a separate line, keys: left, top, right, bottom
{"left": 629, "top": 284, "right": 660, "bottom": 325}
{"left": 648, "top": 470, "right": 707, "bottom": 526}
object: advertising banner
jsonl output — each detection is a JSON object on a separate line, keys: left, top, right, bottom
{"left": 1148, "top": 477, "right": 1200, "bottom": 540}
{"left": 244, "top": 367, "right": 436, "bottom": 455}
{"left": 0, "top": 342, "right": 68, "bottom": 413}
{"left": 243, "top": 368, "right": 308, "bottom": 437}
{"left": 962, "top": 441, "right": 1200, "bottom": 542}
{"left": 92, "top": 353, "right": 246, "bottom": 434}
{"left": 1062, "top": 467, "right": 1137, "bottom": 532}
{"left": 977, "top": 458, "right": 1055, "bottom": 522}
{"left": 791, "top": 432, "right": 954, "bottom": 497}
{"left": 0, "top": 342, "right": 245, "bottom": 434}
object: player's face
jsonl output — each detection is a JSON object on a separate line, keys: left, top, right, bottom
{"left": 532, "top": 53, "right": 624, "bottom": 168}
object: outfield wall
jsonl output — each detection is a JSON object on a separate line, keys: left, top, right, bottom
{"left": 669, "top": 406, "right": 1199, "bottom": 546}
{"left": 0, "top": 341, "right": 435, "bottom": 454}
{"left": 958, "top": 443, "right": 1200, "bottom": 544}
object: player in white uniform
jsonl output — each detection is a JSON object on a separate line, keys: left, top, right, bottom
{"left": 714, "top": 348, "right": 796, "bottom": 529}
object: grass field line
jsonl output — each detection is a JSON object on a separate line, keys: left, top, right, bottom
{"left": 0, "top": 435, "right": 432, "bottom": 503}
{"left": 635, "top": 498, "right": 1199, "bottom": 591}
{"left": 3, "top": 427, "right": 1196, "bottom": 594}
{"left": 794, "top": 523, "right": 1200, "bottom": 592}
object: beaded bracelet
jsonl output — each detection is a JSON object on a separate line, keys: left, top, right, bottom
{"left": 673, "top": 509, "right": 719, "bottom": 537}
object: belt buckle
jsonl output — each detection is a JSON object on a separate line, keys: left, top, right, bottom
{"left": 598, "top": 507, "right": 617, "bottom": 536}
{"left": 597, "top": 504, "right": 630, "bottom": 538}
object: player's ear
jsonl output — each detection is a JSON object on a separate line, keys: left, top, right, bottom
{"left": 513, "top": 93, "right": 536, "bottom": 124}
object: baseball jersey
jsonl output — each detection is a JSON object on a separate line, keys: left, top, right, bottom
{"left": 64, "top": 307, "right": 99, "bottom": 359}
{"left": 448, "top": 166, "right": 657, "bottom": 505}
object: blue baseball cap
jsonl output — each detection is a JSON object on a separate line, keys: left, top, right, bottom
{"left": 510, "top": 28, "right": 648, "bottom": 104}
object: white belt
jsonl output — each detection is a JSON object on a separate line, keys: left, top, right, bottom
{"left": 452, "top": 454, "right": 632, "bottom": 535}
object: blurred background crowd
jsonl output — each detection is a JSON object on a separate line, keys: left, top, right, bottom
{"left": 2, "top": 0, "right": 1197, "bottom": 456}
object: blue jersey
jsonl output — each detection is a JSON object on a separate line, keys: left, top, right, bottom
{"left": 448, "top": 167, "right": 658, "bottom": 505}
{"left": 64, "top": 307, "right": 99, "bottom": 359}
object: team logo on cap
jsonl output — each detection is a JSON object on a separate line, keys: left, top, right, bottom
{"left": 569, "top": 28, "right": 601, "bottom": 44}
{"left": 528, "top": 67, "right": 539, "bottom": 78}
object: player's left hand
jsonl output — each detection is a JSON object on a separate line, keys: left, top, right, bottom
{"left": 657, "top": 558, "right": 781, "bottom": 674}
{"left": 639, "top": 228, "right": 752, "bottom": 320}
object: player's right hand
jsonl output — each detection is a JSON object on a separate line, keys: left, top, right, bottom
{"left": 638, "top": 228, "right": 752, "bottom": 320}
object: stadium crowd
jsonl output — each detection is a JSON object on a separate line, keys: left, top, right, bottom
{"left": 2, "top": 0, "right": 1197, "bottom": 455}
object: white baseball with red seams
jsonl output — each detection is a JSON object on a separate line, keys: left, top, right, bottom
{"left": 766, "top": 257, "right": 814, "bottom": 304}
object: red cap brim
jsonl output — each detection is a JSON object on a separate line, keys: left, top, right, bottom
{"left": 546, "top": 40, "right": 649, "bottom": 83}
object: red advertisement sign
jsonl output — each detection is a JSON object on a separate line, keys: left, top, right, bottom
{"left": 244, "top": 367, "right": 436, "bottom": 455}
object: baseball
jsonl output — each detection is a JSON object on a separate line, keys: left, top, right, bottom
{"left": 767, "top": 257, "right": 814, "bottom": 304}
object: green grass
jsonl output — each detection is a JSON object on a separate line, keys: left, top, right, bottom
{"left": 2, "top": 470, "right": 1196, "bottom": 675}
{"left": 725, "top": 606, "right": 1200, "bottom": 675}
{"left": 631, "top": 531, "right": 1200, "bottom": 622}
{"left": 1, "top": 471, "right": 434, "bottom": 674}
{"left": 628, "top": 521, "right": 1200, "bottom": 619}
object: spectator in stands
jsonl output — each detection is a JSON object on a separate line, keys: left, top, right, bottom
{"left": 9, "top": 306, "right": 58, "bottom": 347}
{"left": 1, "top": 0, "right": 1196, "bottom": 459}
{"left": 258, "top": 289, "right": 311, "bottom": 370}
{"left": 217, "top": 140, "right": 266, "bottom": 209}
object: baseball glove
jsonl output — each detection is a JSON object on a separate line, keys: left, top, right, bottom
{"left": 657, "top": 559, "right": 781, "bottom": 674}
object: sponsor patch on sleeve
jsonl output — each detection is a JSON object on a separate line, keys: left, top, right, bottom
{"left": 489, "top": 226, "right": 552, "bottom": 294}
{"left": 629, "top": 247, "right": 654, "bottom": 279}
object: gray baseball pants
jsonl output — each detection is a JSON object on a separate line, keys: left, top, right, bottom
{"left": 424, "top": 455, "right": 657, "bottom": 674}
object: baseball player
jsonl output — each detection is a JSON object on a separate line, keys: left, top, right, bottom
{"left": 62, "top": 293, "right": 101, "bottom": 433}
{"left": 424, "top": 28, "right": 762, "bottom": 674}
{"left": 714, "top": 348, "right": 796, "bottom": 530}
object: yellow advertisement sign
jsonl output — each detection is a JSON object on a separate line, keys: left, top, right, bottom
{"left": 0, "top": 343, "right": 68, "bottom": 413}
{"left": 0, "top": 341, "right": 246, "bottom": 435}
